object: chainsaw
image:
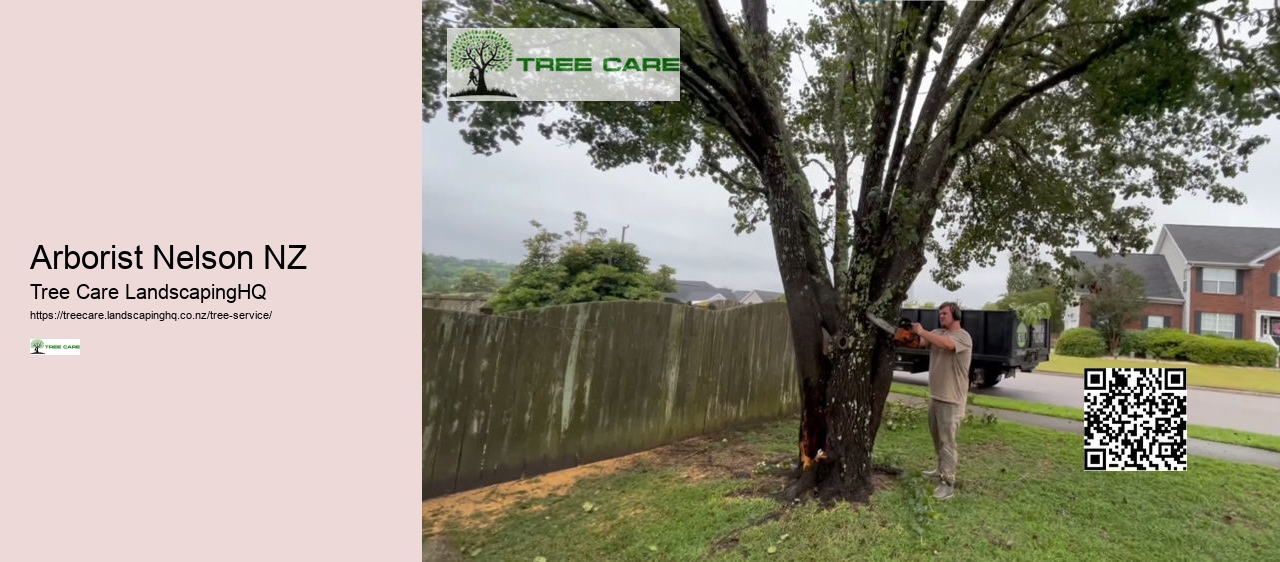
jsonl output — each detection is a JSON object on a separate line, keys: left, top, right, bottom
{"left": 866, "top": 312, "right": 924, "bottom": 349}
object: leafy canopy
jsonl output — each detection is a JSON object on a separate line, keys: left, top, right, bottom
{"left": 1079, "top": 263, "right": 1150, "bottom": 356}
{"left": 425, "top": 0, "right": 1280, "bottom": 313}
{"left": 488, "top": 212, "right": 677, "bottom": 313}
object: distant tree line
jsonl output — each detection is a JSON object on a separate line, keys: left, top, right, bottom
{"left": 422, "top": 253, "right": 514, "bottom": 293}
{"left": 422, "top": 212, "right": 677, "bottom": 314}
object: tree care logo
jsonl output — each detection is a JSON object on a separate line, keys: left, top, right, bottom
{"left": 448, "top": 30, "right": 516, "bottom": 99}
{"left": 445, "top": 28, "right": 681, "bottom": 102}
{"left": 30, "top": 339, "right": 81, "bottom": 355}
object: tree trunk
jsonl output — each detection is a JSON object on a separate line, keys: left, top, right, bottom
{"left": 743, "top": 79, "right": 908, "bottom": 503}
{"left": 477, "top": 69, "right": 488, "bottom": 93}
{"left": 785, "top": 315, "right": 898, "bottom": 504}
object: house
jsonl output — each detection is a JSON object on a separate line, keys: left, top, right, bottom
{"left": 664, "top": 280, "right": 783, "bottom": 306}
{"left": 1066, "top": 251, "right": 1185, "bottom": 330}
{"left": 666, "top": 280, "right": 737, "bottom": 305}
{"left": 1065, "top": 224, "right": 1280, "bottom": 347}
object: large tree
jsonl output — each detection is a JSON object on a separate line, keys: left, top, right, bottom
{"left": 425, "top": 0, "right": 1280, "bottom": 503}
{"left": 1079, "top": 263, "right": 1150, "bottom": 357}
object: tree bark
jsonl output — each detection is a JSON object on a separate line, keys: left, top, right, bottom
{"left": 785, "top": 316, "right": 898, "bottom": 503}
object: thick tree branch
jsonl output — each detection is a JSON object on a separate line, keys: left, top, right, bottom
{"left": 852, "top": 2, "right": 927, "bottom": 231}
{"left": 889, "top": 1, "right": 989, "bottom": 214}
{"left": 877, "top": 0, "right": 1031, "bottom": 303}
{"left": 690, "top": 0, "right": 760, "bottom": 111}
{"left": 831, "top": 38, "right": 854, "bottom": 292}
{"left": 882, "top": 2, "right": 945, "bottom": 198}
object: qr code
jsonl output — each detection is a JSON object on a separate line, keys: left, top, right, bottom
{"left": 1083, "top": 368, "right": 1187, "bottom": 471}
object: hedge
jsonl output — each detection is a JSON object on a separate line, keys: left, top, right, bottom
{"left": 1056, "top": 328, "right": 1107, "bottom": 358}
{"left": 1119, "top": 329, "right": 1152, "bottom": 357}
{"left": 1175, "top": 337, "right": 1277, "bottom": 367}
{"left": 1074, "top": 327, "right": 1278, "bottom": 367}
{"left": 1145, "top": 328, "right": 1193, "bottom": 360}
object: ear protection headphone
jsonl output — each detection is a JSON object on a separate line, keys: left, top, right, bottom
{"left": 940, "top": 303, "right": 961, "bottom": 323}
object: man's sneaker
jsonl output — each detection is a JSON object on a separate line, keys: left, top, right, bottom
{"left": 921, "top": 469, "right": 940, "bottom": 480}
{"left": 933, "top": 482, "right": 955, "bottom": 500}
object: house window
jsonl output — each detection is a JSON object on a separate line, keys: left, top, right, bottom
{"left": 1201, "top": 268, "right": 1237, "bottom": 295}
{"left": 1201, "top": 313, "right": 1236, "bottom": 338}
{"left": 1146, "top": 316, "right": 1164, "bottom": 329}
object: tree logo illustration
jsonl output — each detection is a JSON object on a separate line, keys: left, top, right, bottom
{"left": 30, "top": 339, "right": 45, "bottom": 354}
{"left": 449, "top": 30, "right": 517, "bottom": 98}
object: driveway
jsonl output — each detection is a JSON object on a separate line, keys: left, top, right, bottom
{"left": 892, "top": 370, "right": 1280, "bottom": 437}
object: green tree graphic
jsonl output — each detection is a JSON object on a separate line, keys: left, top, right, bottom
{"left": 30, "top": 339, "right": 45, "bottom": 354}
{"left": 449, "top": 30, "right": 515, "bottom": 97}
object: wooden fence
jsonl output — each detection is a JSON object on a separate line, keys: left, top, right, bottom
{"left": 423, "top": 301, "right": 799, "bottom": 499}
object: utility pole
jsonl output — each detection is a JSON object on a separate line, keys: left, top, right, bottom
{"left": 621, "top": 224, "right": 630, "bottom": 244}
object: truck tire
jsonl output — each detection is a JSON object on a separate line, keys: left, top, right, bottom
{"left": 972, "top": 365, "right": 1002, "bottom": 388}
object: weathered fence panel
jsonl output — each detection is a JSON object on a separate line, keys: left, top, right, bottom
{"left": 422, "top": 300, "right": 800, "bottom": 500}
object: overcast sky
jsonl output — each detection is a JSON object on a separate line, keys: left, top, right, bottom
{"left": 425, "top": 1, "right": 1280, "bottom": 308}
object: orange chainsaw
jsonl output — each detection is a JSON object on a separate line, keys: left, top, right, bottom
{"left": 866, "top": 312, "right": 923, "bottom": 349}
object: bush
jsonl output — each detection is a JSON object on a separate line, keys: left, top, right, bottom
{"left": 1145, "top": 328, "right": 1194, "bottom": 360}
{"left": 1056, "top": 328, "right": 1108, "bottom": 357}
{"left": 1119, "top": 330, "right": 1152, "bottom": 357}
{"left": 1176, "top": 337, "right": 1278, "bottom": 368}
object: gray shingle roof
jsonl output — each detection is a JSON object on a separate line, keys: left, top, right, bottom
{"left": 753, "top": 290, "right": 783, "bottom": 302}
{"left": 1071, "top": 251, "right": 1184, "bottom": 301}
{"left": 664, "top": 280, "right": 782, "bottom": 304}
{"left": 1164, "top": 224, "right": 1280, "bottom": 265}
{"left": 665, "top": 280, "right": 735, "bottom": 303}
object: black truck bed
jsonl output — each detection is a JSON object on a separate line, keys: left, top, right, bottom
{"left": 893, "top": 308, "right": 1050, "bottom": 387}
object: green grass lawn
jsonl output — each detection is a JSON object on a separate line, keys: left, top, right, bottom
{"left": 427, "top": 410, "right": 1280, "bottom": 561}
{"left": 889, "top": 383, "right": 1280, "bottom": 454}
{"left": 1038, "top": 355, "right": 1280, "bottom": 395}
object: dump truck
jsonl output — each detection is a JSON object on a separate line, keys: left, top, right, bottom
{"left": 892, "top": 308, "right": 1051, "bottom": 388}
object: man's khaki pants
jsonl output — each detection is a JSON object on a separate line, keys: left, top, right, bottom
{"left": 928, "top": 399, "right": 966, "bottom": 484}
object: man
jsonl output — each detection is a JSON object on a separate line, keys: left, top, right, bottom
{"left": 911, "top": 302, "right": 973, "bottom": 500}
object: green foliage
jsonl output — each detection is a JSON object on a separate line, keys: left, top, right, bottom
{"left": 1011, "top": 302, "right": 1051, "bottom": 329}
{"left": 423, "top": 253, "right": 515, "bottom": 293}
{"left": 902, "top": 301, "right": 936, "bottom": 309}
{"left": 488, "top": 212, "right": 676, "bottom": 313}
{"left": 454, "top": 269, "right": 500, "bottom": 293}
{"left": 1146, "top": 328, "right": 1195, "bottom": 360}
{"left": 1176, "top": 337, "right": 1278, "bottom": 368}
{"left": 1005, "top": 255, "right": 1058, "bottom": 295}
{"left": 1079, "top": 264, "right": 1149, "bottom": 355}
{"left": 1124, "top": 328, "right": 1275, "bottom": 367}
{"left": 1118, "top": 329, "right": 1152, "bottom": 357}
{"left": 448, "top": 30, "right": 513, "bottom": 73}
{"left": 1055, "top": 328, "right": 1107, "bottom": 358}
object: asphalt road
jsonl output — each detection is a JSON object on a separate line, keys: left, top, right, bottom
{"left": 892, "top": 370, "right": 1280, "bottom": 437}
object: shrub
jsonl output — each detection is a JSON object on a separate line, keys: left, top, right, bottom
{"left": 1177, "top": 337, "right": 1278, "bottom": 368}
{"left": 1056, "top": 328, "right": 1107, "bottom": 357}
{"left": 1145, "top": 328, "right": 1194, "bottom": 360}
{"left": 1119, "top": 330, "right": 1152, "bottom": 357}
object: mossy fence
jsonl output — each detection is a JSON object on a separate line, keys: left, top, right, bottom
{"left": 423, "top": 301, "right": 800, "bottom": 499}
